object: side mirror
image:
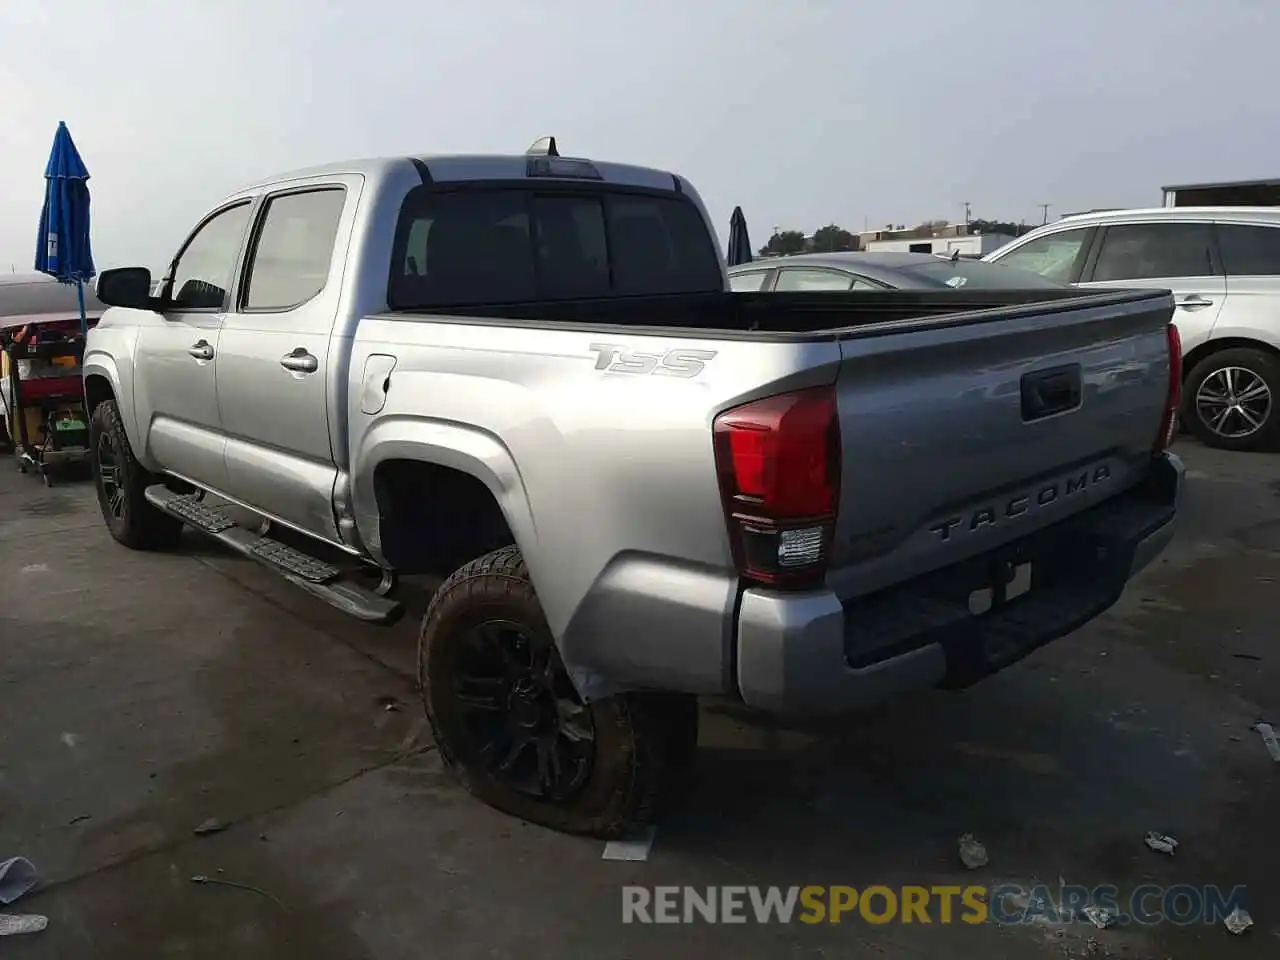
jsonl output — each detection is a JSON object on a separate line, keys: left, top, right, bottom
{"left": 96, "top": 267, "right": 156, "bottom": 310}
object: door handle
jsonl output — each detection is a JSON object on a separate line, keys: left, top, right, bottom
{"left": 1178, "top": 295, "right": 1214, "bottom": 310}
{"left": 280, "top": 348, "right": 319, "bottom": 374}
{"left": 188, "top": 340, "right": 214, "bottom": 360}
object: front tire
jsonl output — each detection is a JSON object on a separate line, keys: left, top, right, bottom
{"left": 419, "top": 545, "right": 695, "bottom": 838}
{"left": 89, "top": 399, "right": 184, "bottom": 550}
{"left": 1184, "top": 348, "right": 1280, "bottom": 452}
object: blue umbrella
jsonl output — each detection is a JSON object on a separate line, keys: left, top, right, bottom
{"left": 727, "top": 206, "right": 753, "bottom": 267}
{"left": 34, "top": 121, "right": 95, "bottom": 336}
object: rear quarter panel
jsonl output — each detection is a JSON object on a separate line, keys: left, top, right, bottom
{"left": 347, "top": 316, "right": 840, "bottom": 695}
{"left": 1216, "top": 274, "right": 1280, "bottom": 349}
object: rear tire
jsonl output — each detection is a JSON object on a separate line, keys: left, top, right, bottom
{"left": 1183, "top": 347, "right": 1280, "bottom": 452}
{"left": 419, "top": 545, "right": 695, "bottom": 838}
{"left": 89, "top": 399, "right": 184, "bottom": 550}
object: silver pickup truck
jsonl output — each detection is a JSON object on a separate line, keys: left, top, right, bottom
{"left": 84, "top": 141, "right": 1184, "bottom": 837}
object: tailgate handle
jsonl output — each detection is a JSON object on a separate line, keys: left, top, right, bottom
{"left": 1021, "top": 364, "right": 1082, "bottom": 422}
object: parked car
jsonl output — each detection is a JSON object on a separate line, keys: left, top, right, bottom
{"left": 728, "top": 251, "right": 1066, "bottom": 293}
{"left": 984, "top": 207, "right": 1280, "bottom": 452}
{"left": 84, "top": 142, "right": 1183, "bottom": 838}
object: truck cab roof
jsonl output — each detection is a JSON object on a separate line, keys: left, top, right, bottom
{"left": 232, "top": 153, "right": 691, "bottom": 198}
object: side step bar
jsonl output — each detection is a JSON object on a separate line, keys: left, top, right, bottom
{"left": 145, "top": 485, "right": 403, "bottom": 625}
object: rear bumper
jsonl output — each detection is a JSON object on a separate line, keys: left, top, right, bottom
{"left": 735, "top": 452, "right": 1184, "bottom": 716}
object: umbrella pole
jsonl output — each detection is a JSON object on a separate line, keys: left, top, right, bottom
{"left": 76, "top": 280, "right": 87, "bottom": 338}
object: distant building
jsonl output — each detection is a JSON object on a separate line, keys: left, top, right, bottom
{"left": 1161, "top": 178, "right": 1280, "bottom": 207}
{"left": 856, "top": 223, "right": 1015, "bottom": 257}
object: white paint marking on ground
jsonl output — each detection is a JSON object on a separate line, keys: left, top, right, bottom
{"left": 1253, "top": 722, "right": 1280, "bottom": 762}
{"left": 602, "top": 827, "right": 656, "bottom": 862}
{"left": 59, "top": 733, "right": 80, "bottom": 748}
{"left": 20, "top": 564, "right": 49, "bottom": 574}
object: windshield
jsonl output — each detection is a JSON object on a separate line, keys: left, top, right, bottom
{"left": 898, "top": 258, "right": 1067, "bottom": 290}
{"left": 388, "top": 186, "right": 723, "bottom": 309}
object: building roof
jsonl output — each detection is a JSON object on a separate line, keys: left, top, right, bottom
{"left": 1057, "top": 206, "right": 1280, "bottom": 224}
{"left": 1161, "top": 177, "right": 1280, "bottom": 192}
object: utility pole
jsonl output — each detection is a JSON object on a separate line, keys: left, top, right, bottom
{"left": 962, "top": 202, "right": 972, "bottom": 226}
{"left": 1038, "top": 203, "right": 1051, "bottom": 225}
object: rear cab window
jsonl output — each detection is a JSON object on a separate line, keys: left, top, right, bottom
{"left": 388, "top": 184, "right": 723, "bottom": 308}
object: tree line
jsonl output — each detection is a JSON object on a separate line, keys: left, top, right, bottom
{"left": 757, "top": 219, "right": 1036, "bottom": 257}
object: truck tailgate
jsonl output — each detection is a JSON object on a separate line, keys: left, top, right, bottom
{"left": 827, "top": 290, "right": 1175, "bottom": 599}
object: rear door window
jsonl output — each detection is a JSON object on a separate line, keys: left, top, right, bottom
{"left": 1089, "top": 223, "right": 1214, "bottom": 281}
{"left": 729, "top": 270, "right": 771, "bottom": 292}
{"left": 1216, "top": 223, "right": 1280, "bottom": 277}
{"left": 774, "top": 268, "right": 853, "bottom": 291}
{"left": 389, "top": 187, "right": 722, "bottom": 308}
{"left": 241, "top": 188, "right": 346, "bottom": 311}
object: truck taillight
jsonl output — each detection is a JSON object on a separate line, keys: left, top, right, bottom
{"left": 1155, "top": 323, "right": 1182, "bottom": 452}
{"left": 713, "top": 386, "right": 840, "bottom": 589}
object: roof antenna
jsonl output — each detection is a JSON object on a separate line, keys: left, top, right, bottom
{"left": 950, "top": 248, "right": 960, "bottom": 262}
{"left": 526, "top": 136, "right": 559, "bottom": 157}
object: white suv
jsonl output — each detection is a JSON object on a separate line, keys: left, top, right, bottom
{"left": 985, "top": 208, "right": 1280, "bottom": 452}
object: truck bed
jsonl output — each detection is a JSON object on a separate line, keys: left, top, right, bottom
{"left": 370, "top": 286, "right": 1176, "bottom": 608}
{"left": 393, "top": 287, "right": 1171, "bottom": 339}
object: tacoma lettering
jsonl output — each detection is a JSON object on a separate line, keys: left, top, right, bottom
{"left": 928, "top": 464, "right": 1112, "bottom": 542}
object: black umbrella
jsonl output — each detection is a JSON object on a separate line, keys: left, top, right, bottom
{"left": 727, "top": 206, "right": 753, "bottom": 267}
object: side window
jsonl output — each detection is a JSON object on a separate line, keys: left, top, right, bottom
{"left": 168, "top": 202, "right": 253, "bottom": 310}
{"left": 1091, "top": 223, "right": 1213, "bottom": 282}
{"left": 1216, "top": 224, "right": 1280, "bottom": 277}
{"left": 729, "top": 271, "right": 770, "bottom": 292}
{"left": 242, "top": 189, "right": 347, "bottom": 311}
{"left": 774, "top": 269, "right": 853, "bottom": 292}
{"left": 994, "top": 229, "right": 1089, "bottom": 283}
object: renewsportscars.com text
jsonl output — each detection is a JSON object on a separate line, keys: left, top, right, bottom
{"left": 621, "top": 884, "right": 1249, "bottom": 926}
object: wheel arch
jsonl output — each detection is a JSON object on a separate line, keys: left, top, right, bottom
{"left": 82, "top": 353, "right": 148, "bottom": 459}
{"left": 1182, "top": 336, "right": 1280, "bottom": 382}
{"left": 352, "top": 416, "right": 539, "bottom": 582}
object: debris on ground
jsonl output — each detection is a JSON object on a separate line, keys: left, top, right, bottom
{"left": 0, "top": 858, "right": 38, "bottom": 904}
{"left": 602, "top": 827, "right": 657, "bottom": 862}
{"left": 193, "top": 818, "right": 230, "bottom": 837}
{"left": 0, "top": 915, "right": 47, "bottom": 936}
{"left": 1224, "top": 906, "right": 1254, "bottom": 935}
{"left": 190, "top": 874, "right": 282, "bottom": 906}
{"left": 957, "top": 834, "right": 988, "bottom": 869}
{"left": 1252, "top": 722, "right": 1280, "bottom": 762}
{"left": 1081, "top": 904, "right": 1117, "bottom": 929}
{"left": 376, "top": 695, "right": 401, "bottom": 712}
{"left": 1143, "top": 831, "right": 1178, "bottom": 855}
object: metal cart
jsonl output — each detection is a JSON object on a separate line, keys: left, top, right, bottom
{"left": 0, "top": 317, "right": 92, "bottom": 486}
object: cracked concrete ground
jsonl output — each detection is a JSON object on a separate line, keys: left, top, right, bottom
{"left": 1, "top": 441, "right": 1278, "bottom": 958}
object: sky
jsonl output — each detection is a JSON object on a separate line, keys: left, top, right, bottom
{"left": 1, "top": 0, "right": 1276, "bottom": 272}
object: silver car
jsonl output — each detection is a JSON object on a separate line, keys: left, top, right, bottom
{"left": 985, "top": 207, "right": 1280, "bottom": 452}
{"left": 728, "top": 251, "right": 1065, "bottom": 293}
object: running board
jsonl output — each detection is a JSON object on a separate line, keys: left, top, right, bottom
{"left": 144, "top": 485, "right": 403, "bottom": 625}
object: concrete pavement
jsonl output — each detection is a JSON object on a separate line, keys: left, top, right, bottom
{"left": 1, "top": 443, "right": 1278, "bottom": 958}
